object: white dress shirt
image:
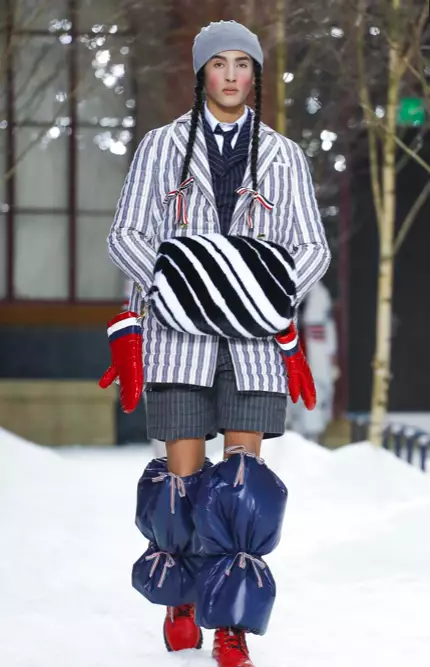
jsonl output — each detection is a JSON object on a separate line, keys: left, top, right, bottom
{"left": 204, "top": 103, "right": 249, "bottom": 153}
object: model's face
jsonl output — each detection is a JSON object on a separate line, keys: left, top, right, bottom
{"left": 204, "top": 50, "right": 254, "bottom": 108}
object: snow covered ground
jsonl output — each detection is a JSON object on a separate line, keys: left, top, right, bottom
{"left": 1, "top": 427, "right": 430, "bottom": 667}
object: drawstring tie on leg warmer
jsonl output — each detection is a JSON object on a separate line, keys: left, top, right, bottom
{"left": 132, "top": 457, "right": 213, "bottom": 607}
{"left": 194, "top": 446, "right": 288, "bottom": 635}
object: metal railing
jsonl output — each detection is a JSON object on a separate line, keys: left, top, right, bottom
{"left": 349, "top": 415, "right": 430, "bottom": 473}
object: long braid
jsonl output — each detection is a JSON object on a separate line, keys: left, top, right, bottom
{"left": 250, "top": 61, "right": 262, "bottom": 192}
{"left": 180, "top": 68, "right": 205, "bottom": 184}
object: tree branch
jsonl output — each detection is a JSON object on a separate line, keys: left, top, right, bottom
{"left": 396, "top": 128, "right": 428, "bottom": 174}
{"left": 356, "top": 0, "right": 383, "bottom": 227}
{"left": 397, "top": 2, "right": 429, "bottom": 79}
{"left": 393, "top": 132, "right": 430, "bottom": 176}
{"left": 361, "top": 101, "right": 430, "bottom": 176}
{"left": 394, "top": 179, "right": 430, "bottom": 254}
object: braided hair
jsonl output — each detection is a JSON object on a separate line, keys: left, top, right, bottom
{"left": 179, "top": 68, "right": 205, "bottom": 184}
{"left": 180, "top": 60, "right": 263, "bottom": 191}
{"left": 250, "top": 61, "right": 262, "bottom": 192}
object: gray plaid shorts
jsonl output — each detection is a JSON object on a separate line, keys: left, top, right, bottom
{"left": 145, "top": 339, "right": 287, "bottom": 441}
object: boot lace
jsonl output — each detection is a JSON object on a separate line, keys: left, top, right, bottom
{"left": 167, "top": 604, "right": 194, "bottom": 623}
{"left": 175, "top": 604, "right": 194, "bottom": 619}
{"left": 224, "top": 628, "right": 248, "bottom": 656}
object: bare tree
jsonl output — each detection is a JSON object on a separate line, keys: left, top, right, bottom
{"left": 275, "top": 0, "right": 429, "bottom": 444}
{"left": 349, "top": 0, "right": 429, "bottom": 444}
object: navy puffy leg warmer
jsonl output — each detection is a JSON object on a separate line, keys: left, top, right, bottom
{"left": 193, "top": 446, "right": 288, "bottom": 635}
{"left": 132, "top": 457, "right": 212, "bottom": 607}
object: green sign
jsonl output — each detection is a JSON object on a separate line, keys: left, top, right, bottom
{"left": 397, "top": 97, "right": 426, "bottom": 126}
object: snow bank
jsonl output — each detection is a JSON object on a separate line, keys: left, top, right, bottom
{"left": 1, "top": 428, "right": 429, "bottom": 667}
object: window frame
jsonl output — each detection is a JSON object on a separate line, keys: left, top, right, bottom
{"left": 1, "top": 0, "right": 137, "bottom": 311}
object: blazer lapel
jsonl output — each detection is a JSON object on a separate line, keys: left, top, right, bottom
{"left": 171, "top": 112, "right": 218, "bottom": 213}
{"left": 228, "top": 122, "right": 279, "bottom": 234}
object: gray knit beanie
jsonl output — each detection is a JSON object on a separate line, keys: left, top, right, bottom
{"left": 192, "top": 20, "right": 264, "bottom": 74}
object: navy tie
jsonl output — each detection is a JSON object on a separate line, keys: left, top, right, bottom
{"left": 214, "top": 124, "right": 239, "bottom": 161}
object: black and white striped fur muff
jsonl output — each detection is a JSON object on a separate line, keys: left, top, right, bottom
{"left": 148, "top": 233, "right": 297, "bottom": 339}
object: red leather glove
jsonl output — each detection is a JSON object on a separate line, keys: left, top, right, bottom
{"left": 99, "top": 311, "right": 143, "bottom": 413}
{"left": 275, "top": 323, "right": 316, "bottom": 410}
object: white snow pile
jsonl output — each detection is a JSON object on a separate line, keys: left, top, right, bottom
{"left": 1, "top": 426, "right": 430, "bottom": 667}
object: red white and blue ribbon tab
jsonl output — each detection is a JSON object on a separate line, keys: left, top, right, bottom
{"left": 107, "top": 313, "right": 141, "bottom": 342}
{"left": 275, "top": 329, "right": 300, "bottom": 358}
{"left": 164, "top": 176, "right": 195, "bottom": 227}
{"left": 236, "top": 187, "right": 274, "bottom": 228}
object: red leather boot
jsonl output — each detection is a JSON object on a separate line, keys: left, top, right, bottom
{"left": 163, "top": 604, "right": 203, "bottom": 652}
{"left": 212, "top": 627, "right": 254, "bottom": 667}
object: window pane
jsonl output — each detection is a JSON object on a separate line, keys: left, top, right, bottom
{"left": 15, "top": 128, "right": 68, "bottom": 209}
{"left": 14, "top": 214, "right": 69, "bottom": 299}
{"left": 0, "top": 32, "right": 7, "bottom": 209}
{"left": 77, "top": 127, "right": 130, "bottom": 211}
{"left": 0, "top": 129, "right": 6, "bottom": 210}
{"left": 0, "top": 30, "right": 6, "bottom": 112}
{"left": 0, "top": 215, "right": 6, "bottom": 298}
{"left": 77, "top": 215, "right": 123, "bottom": 299}
{"left": 13, "top": 0, "right": 69, "bottom": 31}
{"left": 77, "top": 35, "right": 135, "bottom": 124}
{"left": 77, "top": 0, "right": 129, "bottom": 31}
{"left": 14, "top": 36, "right": 70, "bottom": 123}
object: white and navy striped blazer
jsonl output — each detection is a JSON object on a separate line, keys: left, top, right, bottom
{"left": 108, "top": 108, "right": 331, "bottom": 392}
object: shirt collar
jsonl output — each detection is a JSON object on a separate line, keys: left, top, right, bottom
{"left": 204, "top": 103, "right": 249, "bottom": 133}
